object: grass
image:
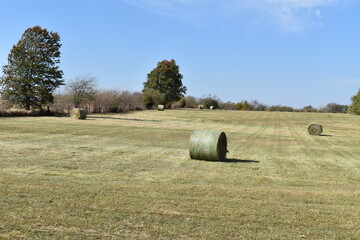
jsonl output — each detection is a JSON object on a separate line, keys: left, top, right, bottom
{"left": 0, "top": 110, "right": 359, "bottom": 239}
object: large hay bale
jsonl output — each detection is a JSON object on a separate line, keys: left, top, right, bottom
{"left": 70, "top": 108, "right": 87, "bottom": 119}
{"left": 198, "top": 105, "right": 204, "bottom": 109}
{"left": 189, "top": 130, "right": 228, "bottom": 161}
{"left": 308, "top": 123, "right": 323, "bottom": 135}
{"left": 158, "top": 105, "right": 164, "bottom": 111}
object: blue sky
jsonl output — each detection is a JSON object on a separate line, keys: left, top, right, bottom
{"left": 1, "top": 0, "right": 360, "bottom": 108}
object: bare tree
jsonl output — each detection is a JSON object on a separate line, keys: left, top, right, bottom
{"left": 66, "top": 74, "right": 97, "bottom": 108}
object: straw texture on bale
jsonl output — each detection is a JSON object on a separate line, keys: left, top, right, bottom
{"left": 189, "top": 130, "right": 227, "bottom": 161}
{"left": 70, "top": 108, "right": 87, "bottom": 119}
{"left": 198, "top": 105, "right": 204, "bottom": 109}
{"left": 308, "top": 123, "right": 323, "bottom": 135}
{"left": 158, "top": 105, "right": 164, "bottom": 111}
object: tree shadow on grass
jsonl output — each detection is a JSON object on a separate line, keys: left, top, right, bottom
{"left": 88, "top": 116, "right": 163, "bottom": 122}
{"left": 224, "top": 158, "right": 260, "bottom": 163}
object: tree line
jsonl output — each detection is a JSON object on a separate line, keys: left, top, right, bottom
{"left": 1, "top": 26, "right": 360, "bottom": 115}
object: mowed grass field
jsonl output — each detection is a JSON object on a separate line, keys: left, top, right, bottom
{"left": 0, "top": 110, "right": 359, "bottom": 239}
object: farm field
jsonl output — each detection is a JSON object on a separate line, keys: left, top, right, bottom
{"left": 0, "top": 110, "right": 359, "bottom": 239}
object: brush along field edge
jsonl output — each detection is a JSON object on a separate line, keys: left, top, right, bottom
{"left": 189, "top": 130, "right": 228, "bottom": 161}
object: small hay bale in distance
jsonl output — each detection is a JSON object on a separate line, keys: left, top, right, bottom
{"left": 308, "top": 123, "right": 323, "bottom": 135}
{"left": 189, "top": 130, "right": 228, "bottom": 161}
{"left": 157, "top": 105, "right": 164, "bottom": 111}
{"left": 210, "top": 106, "right": 214, "bottom": 110}
{"left": 198, "top": 105, "right": 204, "bottom": 109}
{"left": 70, "top": 108, "right": 87, "bottom": 119}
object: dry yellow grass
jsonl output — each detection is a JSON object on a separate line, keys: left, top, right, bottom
{"left": 0, "top": 110, "right": 359, "bottom": 239}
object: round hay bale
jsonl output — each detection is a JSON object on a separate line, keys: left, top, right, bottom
{"left": 198, "top": 105, "right": 204, "bottom": 109}
{"left": 70, "top": 108, "right": 87, "bottom": 119}
{"left": 308, "top": 123, "right": 323, "bottom": 135}
{"left": 189, "top": 130, "right": 228, "bottom": 161}
{"left": 210, "top": 106, "right": 214, "bottom": 110}
{"left": 158, "top": 105, "right": 164, "bottom": 111}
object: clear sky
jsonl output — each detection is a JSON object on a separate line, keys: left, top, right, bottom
{"left": 1, "top": 0, "right": 360, "bottom": 108}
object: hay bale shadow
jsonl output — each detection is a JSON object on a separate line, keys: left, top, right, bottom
{"left": 224, "top": 158, "right": 260, "bottom": 163}
{"left": 193, "top": 158, "right": 259, "bottom": 163}
{"left": 320, "top": 134, "right": 333, "bottom": 137}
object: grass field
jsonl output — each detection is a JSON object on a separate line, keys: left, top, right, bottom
{"left": 0, "top": 110, "right": 359, "bottom": 239}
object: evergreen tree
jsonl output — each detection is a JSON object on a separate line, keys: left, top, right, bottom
{"left": 1, "top": 26, "right": 64, "bottom": 110}
{"left": 143, "top": 59, "right": 186, "bottom": 106}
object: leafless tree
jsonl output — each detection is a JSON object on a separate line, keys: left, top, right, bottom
{"left": 65, "top": 74, "right": 97, "bottom": 108}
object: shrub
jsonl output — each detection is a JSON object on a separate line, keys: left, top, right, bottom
{"left": 171, "top": 101, "right": 182, "bottom": 109}
{"left": 143, "top": 89, "right": 165, "bottom": 109}
{"left": 302, "top": 105, "right": 318, "bottom": 112}
{"left": 52, "top": 89, "right": 144, "bottom": 113}
{"left": 268, "top": 105, "right": 294, "bottom": 112}
{"left": 250, "top": 100, "right": 268, "bottom": 111}
{"left": 52, "top": 93, "right": 72, "bottom": 114}
{"left": 183, "top": 96, "right": 198, "bottom": 108}
{"left": 220, "top": 101, "right": 237, "bottom": 110}
{"left": 235, "top": 102, "right": 243, "bottom": 110}
{"left": 200, "top": 94, "right": 220, "bottom": 109}
{"left": 321, "top": 103, "right": 348, "bottom": 113}
{"left": 180, "top": 98, "right": 186, "bottom": 108}
{"left": 171, "top": 97, "right": 187, "bottom": 109}
{"left": 241, "top": 101, "right": 249, "bottom": 110}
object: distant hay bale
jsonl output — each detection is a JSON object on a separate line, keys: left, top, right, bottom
{"left": 189, "top": 130, "right": 228, "bottom": 161}
{"left": 70, "top": 108, "right": 87, "bottom": 119}
{"left": 210, "top": 106, "right": 214, "bottom": 110}
{"left": 308, "top": 123, "right": 323, "bottom": 135}
{"left": 158, "top": 105, "right": 164, "bottom": 111}
{"left": 198, "top": 105, "right": 204, "bottom": 109}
